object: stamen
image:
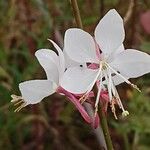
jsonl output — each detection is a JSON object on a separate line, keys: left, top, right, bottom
{"left": 87, "top": 62, "right": 102, "bottom": 93}
{"left": 80, "top": 63, "right": 102, "bottom": 105}
{"left": 131, "top": 84, "right": 141, "bottom": 92}
{"left": 110, "top": 98, "right": 118, "bottom": 119}
{"left": 79, "top": 93, "right": 89, "bottom": 104}
{"left": 94, "top": 105, "right": 98, "bottom": 117}
{"left": 104, "top": 67, "right": 130, "bottom": 118}
{"left": 14, "top": 102, "right": 27, "bottom": 112}
{"left": 11, "top": 94, "right": 27, "bottom": 112}
{"left": 14, "top": 100, "right": 24, "bottom": 106}
{"left": 104, "top": 70, "right": 113, "bottom": 101}
{"left": 95, "top": 71, "right": 103, "bottom": 107}
{"left": 11, "top": 95, "right": 22, "bottom": 102}
{"left": 110, "top": 79, "right": 125, "bottom": 111}
{"left": 106, "top": 63, "right": 141, "bottom": 92}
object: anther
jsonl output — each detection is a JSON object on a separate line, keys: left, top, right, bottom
{"left": 131, "top": 84, "right": 141, "bottom": 92}
{"left": 11, "top": 94, "right": 26, "bottom": 112}
{"left": 14, "top": 99, "right": 24, "bottom": 106}
{"left": 79, "top": 94, "right": 89, "bottom": 104}
{"left": 110, "top": 98, "right": 118, "bottom": 119}
{"left": 94, "top": 105, "right": 98, "bottom": 117}
{"left": 14, "top": 102, "right": 27, "bottom": 112}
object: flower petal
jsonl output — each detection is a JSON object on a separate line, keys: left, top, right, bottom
{"left": 107, "top": 44, "right": 125, "bottom": 63}
{"left": 112, "top": 75, "right": 129, "bottom": 85}
{"left": 115, "top": 44, "right": 124, "bottom": 54}
{"left": 60, "top": 66, "right": 99, "bottom": 94}
{"left": 19, "top": 80, "right": 57, "bottom": 104}
{"left": 95, "top": 9, "right": 125, "bottom": 57}
{"left": 64, "top": 28, "right": 99, "bottom": 63}
{"left": 35, "top": 49, "right": 59, "bottom": 84}
{"left": 63, "top": 50, "right": 86, "bottom": 69}
{"left": 48, "top": 39, "right": 65, "bottom": 76}
{"left": 110, "top": 49, "right": 150, "bottom": 78}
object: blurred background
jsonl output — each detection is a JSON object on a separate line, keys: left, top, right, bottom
{"left": 0, "top": 0, "right": 150, "bottom": 149}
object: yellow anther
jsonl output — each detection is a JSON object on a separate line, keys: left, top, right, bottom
{"left": 11, "top": 94, "right": 26, "bottom": 112}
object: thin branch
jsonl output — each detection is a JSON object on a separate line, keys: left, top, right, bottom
{"left": 124, "top": 0, "right": 135, "bottom": 25}
{"left": 99, "top": 0, "right": 104, "bottom": 17}
{"left": 93, "top": 85, "right": 114, "bottom": 150}
{"left": 70, "top": 0, "right": 83, "bottom": 29}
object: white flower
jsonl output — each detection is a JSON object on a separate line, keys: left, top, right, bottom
{"left": 11, "top": 40, "right": 65, "bottom": 112}
{"left": 60, "top": 9, "right": 150, "bottom": 115}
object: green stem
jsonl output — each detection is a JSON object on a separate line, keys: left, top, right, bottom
{"left": 69, "top": 1, "right": 113, "bottom": 149}
{"left": 123, "top": 133, "right": 130, "bottom": 150}
{"left": 94, "top": 85, "right": 114, "bottom": 150}
{"left": 98, "top": 103, "right": 114, "bottom": 150}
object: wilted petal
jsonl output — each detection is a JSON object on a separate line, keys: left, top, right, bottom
{"left": 19, "top": 80, "right": 57, "bottom": 105}
{"left": 64, "top": 28, "right": 99, "bottom": 63}
{"left": 60, "top": 66, "right": 99, "bottom": 94}
{"left": 35, "top": 49, "right": 59, "bottom": 84}
{"left": 110, "top": 49, "right": 150, "bottom": 78}
{"left": 95, "top": 9, "right": 125, "bottom": 57}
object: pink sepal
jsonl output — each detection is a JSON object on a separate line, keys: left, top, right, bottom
{"left": 57, "top": 87, "right": 91, "bottom": 124}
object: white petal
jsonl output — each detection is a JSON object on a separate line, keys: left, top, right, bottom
{"left": 110, "top": 49, "right": 150, "bottom": 78}
{"left": 60, "top": 66, "right": 99, "bottom": 94}
{"left": 102, "top": 68, "right": 128, "bottom": 86}
{"left": 64, "top": 28, "right": 99, "bottom": 63}
{"left": 115, "top": 44, "right": 124, "bottom": 55}
{"left": 19, "top": 80, "right": 57, "bottom": 104}
{"left": 63, "top": 50, "right": 86, "bottom": 68}
{"left": 107, "top": 44, "right": 125, "bottom": 63}
{"left": 48, "top": 39, "right": 65, "bottom": 76}
{"left": 95, "top": 9, "right": 125, "bottom": 57}
{"left": 112, "top": 75, "right": 129, "bottom": 85}
{"left": 35, "top": 49, "right": 59, "bottom": 84}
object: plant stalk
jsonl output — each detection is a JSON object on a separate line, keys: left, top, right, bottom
{"left": 98, "top": 100, "right": 114, "bottom": 150}
{"left": 70, "top": 0, "right": 114, "bottom": 149}
{"left": 70, "top": 0, "right": 83, "bottom": 29}
{"left": 93, "top": 85, "right": 113, "bottom": 150}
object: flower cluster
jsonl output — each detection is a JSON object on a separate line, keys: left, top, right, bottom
{"left": 11, "top": 9, "right": 150, "bottom": 128}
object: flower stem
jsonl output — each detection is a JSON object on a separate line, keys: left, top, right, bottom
{"left": 69, "top": 0, "right": 113, "bottom": 149}
{"left": 93, "top": 85, "right": 113, "bottom": 150}
{"left": 98, "top": 101, "right": 114, "bottom": 150}
{"left": 70, "top": 0, "right": 83, "bottom": 29}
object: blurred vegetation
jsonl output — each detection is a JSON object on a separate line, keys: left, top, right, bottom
{"left": 0, "top": 0, "right": 150, "bottom": 150}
